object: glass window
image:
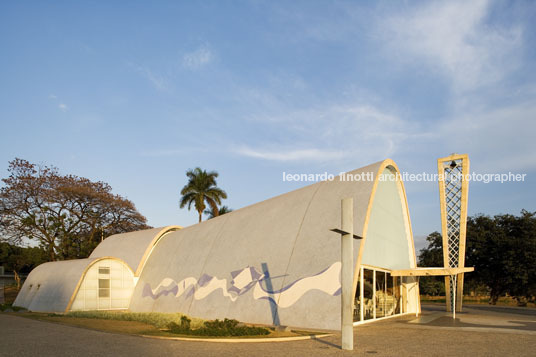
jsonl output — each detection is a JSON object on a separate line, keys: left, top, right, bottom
{"left": 376, "top": 271, "right": 386, "bottom": 318}
{"left": 99, "top": 279, "right": 110, "bottom": 289}
{"left": 354, "top": 274, "right": 361, "bottom": 322}
{"left": 384, "top": 272, "right": 396, "bottom": 317}
{"left": 394, "top": 276, "right": 401, "bottom": 314}
{"left": 355, "top": 266, "right": 404, "bottom": 323}
{"left": 99, "top": 267, "right": 110, "bottom": 275}
{"left": 363, "top": 269, "right": 374, "bottom": 320}
{"left": 98, "top": 278, "right": 110, "bottom": 298}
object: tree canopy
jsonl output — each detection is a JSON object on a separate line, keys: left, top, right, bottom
{"left": 0, "top": 158, "right": 150, "bottom": 261}
{"left": 204, "top": 205, "right": 233, "bottom": 219}
{"left": 465, "top": 210, "right": 536, "bottom": 305}
{"left": 417, "top": 232, "right": 445, "bottom": 296}
{"left": 418, "top": 210, "right": 536, "bottom": 305}
{"left": 179, "top": 167, "right": 227, "bottom": 222}
{"left": 418, "top": 231, "right": 443, "bottom": 267}
{"left": 0, "top": 242, "right": 47, "bottom": 288}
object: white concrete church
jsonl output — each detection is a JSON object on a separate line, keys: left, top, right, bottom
{"left": 15, "top": 159, "right": 468, "bottom": 331}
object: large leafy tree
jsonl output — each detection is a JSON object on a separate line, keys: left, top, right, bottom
{"left": 466, "top": 210, "right": 536, "bottom": 305}
{"left": 418, "top": 231, "right": 443, "bottom": 267}
{"left": 0, "top": 158, "right": 150, "bottom": 261}
{"left": 179, "top": 167, "right": 227, "bottom": 223}
{"left": 418, "top": 232, "right": 445, "bottom": 296}
{"left": 419, "top": 211, "right": 536, "bottom": 304}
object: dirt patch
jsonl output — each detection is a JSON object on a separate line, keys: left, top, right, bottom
{"left": 18, "top": 313, "right": 159, "bottom": 335}
{"left": 3, "top": 286, "right": 20, "bottom": 305}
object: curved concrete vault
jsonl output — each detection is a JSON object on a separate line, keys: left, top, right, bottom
{"left": 15, "top": 159, "right": 420, "bottom": 330}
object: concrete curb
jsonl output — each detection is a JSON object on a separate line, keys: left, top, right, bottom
{"left": 140, "top": 333, "right": 333, "bottom": 343}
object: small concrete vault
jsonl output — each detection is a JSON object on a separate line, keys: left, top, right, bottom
{"left": 15, "top": 159, "right": 421, "bottom": 330}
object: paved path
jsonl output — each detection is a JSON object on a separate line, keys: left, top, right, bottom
{"left": 0, "top": 305, "right": 535, "bottom": 356}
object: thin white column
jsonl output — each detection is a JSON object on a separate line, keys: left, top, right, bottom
{"left": 341, "top": 198, "right": 354, "bottom": 351}
{"left": 452, "top": 275, "right": 457, "bottom": 319}
{"left": 373, "top": 271, "right": 376, "bottom": 319}
{"left": 360, "top": 267, "right": 364, "bottom": 321}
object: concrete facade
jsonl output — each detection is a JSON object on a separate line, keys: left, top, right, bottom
{"left": 13, "top": 226, "right": 180, "bottom": 312}
{"left": 14, "top": 159, "right": 420, "bottom": 330}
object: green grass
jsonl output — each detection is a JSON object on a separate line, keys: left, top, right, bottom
{"left": 0, "top": 303, "right": 26, "bottom": 312}
{"left": 64, "top": 311, "right": 205, "bottom": 329}
{"left": 16, "top": 311, "right": 325, "bottom": 339}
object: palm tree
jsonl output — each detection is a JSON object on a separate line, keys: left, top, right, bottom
{"left": 204, "top": 205, "right": 233, "bottom": 219}
{"left": 179, "top": 168, "right": 227, "bottom": 223}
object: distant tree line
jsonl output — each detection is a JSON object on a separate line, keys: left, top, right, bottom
{"left": 419, "top": 210, "right": 536, "bottom": 306}
{"left": 0, "top": 158, "right": 150, "bottom": 262}
{"left": 0, "top": 242, "right": 47, "bottom": 289}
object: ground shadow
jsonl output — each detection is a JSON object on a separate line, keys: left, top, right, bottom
{"left": 311, "top": 336, "right": 341, "bottom": 349}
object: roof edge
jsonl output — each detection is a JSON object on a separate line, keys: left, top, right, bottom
{"left": 134, "top": 225, "right": 182, "bottom": 276}
{"left": 352, "top": 159, "right": 416, "bottom": 292}
{"left": 65, "top": 256, "right": 135, "bottom": 313}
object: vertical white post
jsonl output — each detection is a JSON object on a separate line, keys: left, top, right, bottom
{"left": 360, "top": 267, "right": 364, "bottom": 322}
{"left": 341, "top": 198, "right": 353, "bottom": 350}
{"left": 399, "top": 278, "right": 403, "bottom": 313}
{"left": 384, "top": 275, "right": 386, "bottom": 317}
{"left": 416, "top": 277, "right": 420, "bottom": 317}
{"left": 452, "top": 275, "right": 457, "bottom": 320}
{"left": 373, "top": 271, "right": 376, "bottom": 319}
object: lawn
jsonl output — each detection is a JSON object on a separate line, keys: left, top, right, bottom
{"left": 9, "top": 311, "right": 327, "bottom": 340}
{"left": 3, "top": 287, "right": 326, "bottom": 339}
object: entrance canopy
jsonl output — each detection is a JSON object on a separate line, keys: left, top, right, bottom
{"left": 391, "top": 266, "right": 474, "bottom": 320}
{"left": 391, "top": 267, "right": 474, "bottom": 277}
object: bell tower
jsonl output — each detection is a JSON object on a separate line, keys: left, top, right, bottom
{"left": 437, "top": 154, "right": 470, "bottom": 312}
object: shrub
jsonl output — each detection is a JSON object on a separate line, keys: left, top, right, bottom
{"left": 0, "top": 303, "right": 26, "bottom": 312}
{"left": 180, "top": 315, "right": 191, "bottom": 330}
{"left": 167, "top": 318, "right": 270, "bottom": 336}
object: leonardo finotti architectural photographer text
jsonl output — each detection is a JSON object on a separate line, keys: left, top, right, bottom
{"left": 282, "top": 171, "right": 527, "bottom": 184}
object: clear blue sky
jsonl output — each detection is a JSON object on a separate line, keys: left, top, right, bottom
{"left": 1, "top": 1, "right": 535, "bottom": 251}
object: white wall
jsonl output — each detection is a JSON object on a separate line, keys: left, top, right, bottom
{"left": 361, "top": 167, "right": 415, "bottom": 270}
{"left": 71, "top": 259, "right": 134, "bottom": 311}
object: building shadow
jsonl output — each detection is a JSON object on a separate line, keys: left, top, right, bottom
{"left": 261, "top": 262, "right": 281, "bottom": 326}
{"left": 311, "top": 336, "right": 342, "bottom": 349}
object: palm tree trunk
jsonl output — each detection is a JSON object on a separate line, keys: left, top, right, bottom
{"left": 198, "top": 210, "right": 203, "bottom": 223}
